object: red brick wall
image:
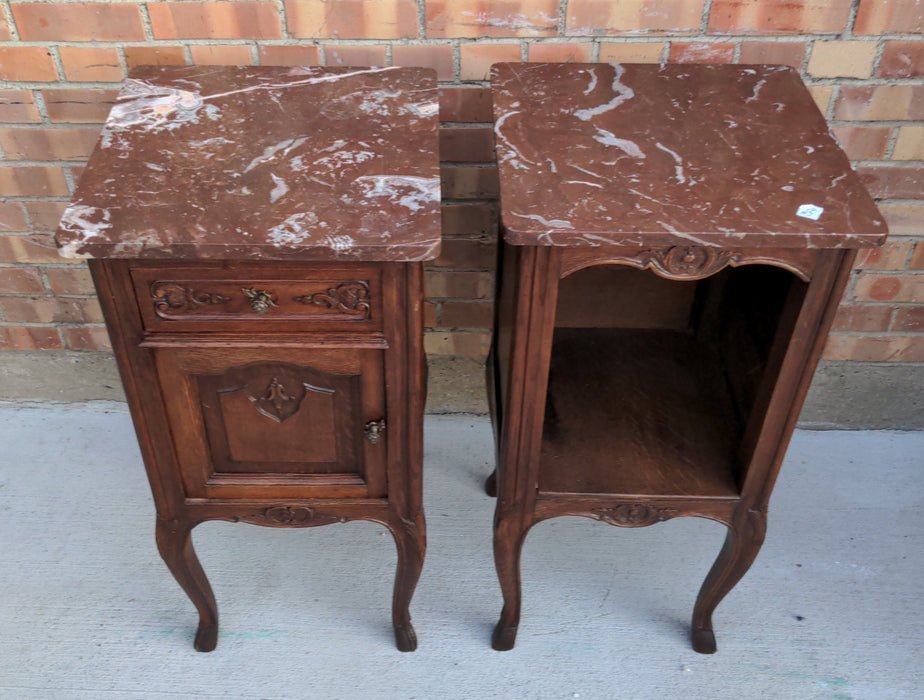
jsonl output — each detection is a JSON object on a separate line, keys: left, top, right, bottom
{"left": 0, "top": 0, "right": 922, "bottom": 364}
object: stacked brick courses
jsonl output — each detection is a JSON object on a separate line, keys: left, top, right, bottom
{"left": 0, "top": 0, "right": 921, "bottom": 366}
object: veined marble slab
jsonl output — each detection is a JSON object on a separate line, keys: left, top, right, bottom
{"left": 56, "top": 66, "right": 441, "bottom": 261}
{"left": 491, "top": 63, "right": 887, "bottom": 249}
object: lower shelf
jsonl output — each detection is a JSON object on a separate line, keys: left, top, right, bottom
{"left": 538, "top": 328, "right": 742, "bottom": 499}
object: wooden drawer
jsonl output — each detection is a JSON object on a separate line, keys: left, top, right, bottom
{"left": 130, "top": 262, "right": 383, "bottom": 334}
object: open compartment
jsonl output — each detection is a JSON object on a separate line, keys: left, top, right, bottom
{"left": 538, "top": 263, "right": 807, "bottom": 499}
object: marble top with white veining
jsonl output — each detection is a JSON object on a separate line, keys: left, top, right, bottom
{"left": 56, "top": 66, "right": 441, "bottom": 261}
{"left": 491, "top": 63, "right": 887, "bottom": 249}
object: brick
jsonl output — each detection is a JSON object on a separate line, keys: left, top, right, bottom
{"left": 854, "top": 0, "right": 924, "bottom": 35}
{"left": 0, "top": 47, "right": 58, "bottom": 82}
{"left": 324, "top": 45, "right": 387, "bottom": 67}
{"left": 441, "top": 202, "right": 495, "bottom": 236}
{"left": 288, "top": 0, "right": 418, "bottom": 39}
{"left": 12, "top": 2, "right": 145, "bottom": 41}
{"left": 124, "top": 46, "right": 187, "bottom": 69}
{"left": 807, "top": 41, "right": 877, "bottom": 79}
{"left": 441, "top": 165, "right": 499, "bottom": 199}
{"left": 59, "top": 47, "right": 124, "bottom": 82}
{"left": 0, "top": 128, "right": 100, "bottom": 161}
{"left": 257, "top": 45, "right": 321, "bottom": 67}
{"left": 0, "top": 167, "right": 68, "bottom": 197}
{"left": 439, "top": 127, "right": 495, "bottom": 162}
{"left": 822, "top": 335, "right": 924, "bottom": 362}
{"left": 834, "top": 86, "right": 924, "bottom": 122}
{"left": 438, "top": 87, "right": 492, "bottom": 123}
{"left": 892, "top": 306, "right": 924, "bottom": 331}
{"left": 829, "top": 126, "right": 891, "bottom": 161}
{"left": 853, "top": 274, "right": 924, "bottom": 303}
{"left": 598, "top": 42, "right": 665, "bottom": 63}
{"left": 708, "top": 0, "right": 852, "bottom": 34}
{"left": 44, "top": 266, "right": 95, "bottom": 295}
{"left": 0, "top": 16, "right": 10, "bottom": 41}
{"left": 912, "top": 242, "right": 924, "bottom": 270}
{"left": 425, "top": 270, "right": 493, "bottom": 298}
{"left": 856, "top": 165, "right": 924, "bottom": 200}
{"left": 0, "top": 267, "right": 45, "bottom": 294}
{"left": 423, "top": 300, "right": 437, "bottom": 328}
{"left": 460, "top": 44, "right": 521, "bottom": 81}
{"left": 62, "top": 326, "right": 111, "bottom": 351}
{"left": 831, "top": 304, "right": 893, "bottom": 332}
{"left": 432, "top": 236, "right": 496, "bottom": 268}
{"left": 0, "top": 203, "right": 27, "bottom": 233}
{"left": 856, "top": 241, "right": 913, "bottom": 271}
{"left": 439, "top": 301, "right": 494, "bottom": 328}
{"left": 423, "top": 330, "right": 491, "bottom": 357}
{"left": 669, "top": 42, "right": 735, "bottom": 64}
{"left": 807, "top": 86, "right": 832, "bottom": 115}
{"left": 189, "top": 45, "right": 254, "bottom": 66}
{"left": 0, "top": 296, "right": 102, "bottom": 324}
{"left": 24, "top": 202, "right": 68, "bottom": 232}
{"left": 739, "top": 41, "right": 806, "bottom": 68}
{"left": 149, "top": 1, "right": 281, "bottom": 40}
{"left": 392, "top": 45, "right": 454, "bottom": 81}
{"left": 528, "top": 42, "right": 593, "bottom": 63}
{"left": 877, "top": 202, "right": 924, "bottom": 236}
{"left": 0, "top": 326, "right": 63, "bottom": 351}
{"left": 878, "top": 41, "right": 924, "bottom": 79}
{"left": 44, "top": 89, "right": 118, "bottom": 124}
{"left": 568, "top": 0, "right": 703, "bottom": 35}
{"left": 0, "top": 234, "right": 75, "bottom": 265}
{"left": 0, "top": 90, "right": 41, "bottom": 123}
{"left": 892, "top": 127, "right": 924, "bottom": 161}
{"left": 428, "top": 0, "right": 557, "bottom": 38}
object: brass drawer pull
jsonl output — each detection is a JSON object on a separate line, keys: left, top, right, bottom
{"left": 242, "top": 288, "right": 278, "bottom": 314}
{"left": 364, "top": 419, "right": 386, "bottom": 444}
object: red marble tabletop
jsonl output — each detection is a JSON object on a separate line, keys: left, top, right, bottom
{"left": 56, "top": 66, "right": 441, "bottom": 261}
{"left": 491, "top": 63, "right": 887, "bottom": 249}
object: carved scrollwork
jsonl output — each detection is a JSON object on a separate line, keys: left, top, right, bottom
{"left": 293, "top": 281, "right": 371, "bottom": 318}
{"left": 150, "top": 282, "right": 232, "bottom": 316}
{"left": 232, "top": 506, "right": 345, "bottom": 527}
{"left": 593, "top": 504, "right": 678, "bottom": 528}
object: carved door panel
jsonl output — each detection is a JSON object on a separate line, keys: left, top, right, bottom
{"left": 155, "top": 347, "right": 387, "bottom": 499}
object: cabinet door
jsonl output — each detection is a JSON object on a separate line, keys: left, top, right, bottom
{"left": 154, "top": 346, "right": 387, "bottom": 499}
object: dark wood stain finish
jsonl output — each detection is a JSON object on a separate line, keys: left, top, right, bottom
{"left": 58, "top": 67, "right": 440, "bottom": 652}
{"left": 487, "top": 63, "right": 886, "bottom": 653}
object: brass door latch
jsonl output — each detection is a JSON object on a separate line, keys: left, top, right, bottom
{"left": 364, "top": 419, "right": 386, "bottom": 444}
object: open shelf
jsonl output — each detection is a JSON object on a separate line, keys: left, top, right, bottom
{"left": 537, "top": 263, "right": 803, "bottom": 500}
{"left": 538, "top": 327, "right": 742, "bottom": 499}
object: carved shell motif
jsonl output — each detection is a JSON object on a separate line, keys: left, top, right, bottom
{"left": 593, "top": 504, "right": 678, "bottom": 528}
{"left": 636, "top": 246, "right": 740, "bottom": 280}
{"left": 232, "top": 506, "right": 345, "bottom": 527}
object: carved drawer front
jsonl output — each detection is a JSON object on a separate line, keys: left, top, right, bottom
{"left": 155, "top": 346, "right": 387, "bottom": 500}
{"left": 130, "top": 263, "right": 382, "bottom": 334}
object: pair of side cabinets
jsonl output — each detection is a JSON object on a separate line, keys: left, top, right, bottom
{"left": 56, "top": 64, "right": 887, "bottom": 655}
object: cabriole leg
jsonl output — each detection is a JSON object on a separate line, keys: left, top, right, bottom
{"left": 691, "top": 508, "right": 767, "bottom": 654}
{"left": 387, "top": 515, "right": 426, "bottom": 651}
{"left": 492, "top": 513, "right": 531, "bottom": 651}
{"left": 155, "top": 516, "right": 219, "bottom": 652}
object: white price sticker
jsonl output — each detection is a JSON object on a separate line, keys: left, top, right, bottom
{"left": 796, "top": 203, "right": 824, "bottom": 221}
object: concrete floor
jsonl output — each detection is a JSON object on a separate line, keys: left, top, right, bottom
{"left": 0, "top": 402, "right": 921, "bottom": 699}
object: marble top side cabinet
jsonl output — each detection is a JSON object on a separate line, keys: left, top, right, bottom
{"left": 487, "top": 63, "right": 888, "bottom": 653}
{"left": 55, "top": 66, "right": 441, "bottom": 652}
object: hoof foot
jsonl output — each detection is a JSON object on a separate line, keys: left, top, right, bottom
{"left": 691, "top": 627, "right": 717, "bottom": 654}
{"left": 395, "top": 625, "right": 417, "bottom": 652}
{"left": 484, "top": 472, "right": 497, "bottom": 497}
{"left": 491, "top": 623, "right": 518, "bottom": 651}
{"left": 194, "top": 624, "right": 218, "bottom": 652}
